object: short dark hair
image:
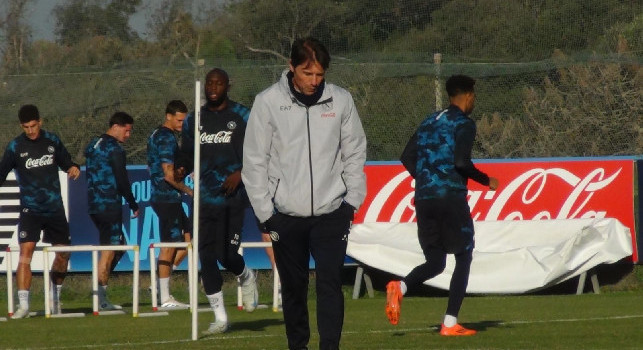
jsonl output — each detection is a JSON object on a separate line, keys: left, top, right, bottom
{"left": 290, "top": 37, "right": 331, "bottom": 70}
{"left": 446, "top": 75, "right": 476, "bottom": 97}
{"left": 166, "top": 100, "right": 188, "bottom": 115}
{"left": 109, "top": 111, "right": 134, "bottom": 127}
{"left": 18, "top": 104, "right": 40, "bottom": 124}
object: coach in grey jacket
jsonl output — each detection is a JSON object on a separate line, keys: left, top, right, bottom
{"left": 242, "top": 37, "right": 367, "bottom": 350}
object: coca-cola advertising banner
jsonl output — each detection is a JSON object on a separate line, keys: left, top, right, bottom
{"left": 356, "top": 159, "right": 638, "bottom": 263}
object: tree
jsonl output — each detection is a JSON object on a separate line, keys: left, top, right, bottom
{"left": 53, "top": 0, "right": 141, "bottom": 46}
{"left": 219, "top": 0, "right": 349, "bottom": 60}
{"left": 146, "top": 0, "right": 199, "bottom": 63}
{"left": 0, "top": 0, "right": 31, "bottom": 73}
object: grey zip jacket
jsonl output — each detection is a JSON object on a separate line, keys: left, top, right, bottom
{"left": 242, "top": 70, "right": 367, "bottom": 223}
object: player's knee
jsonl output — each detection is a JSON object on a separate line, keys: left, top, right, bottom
{"left": 18, "top": 256, "right": 32, "bottom": 264}
{"left": 56, "top": 252, "right": 71, "bottom": 261}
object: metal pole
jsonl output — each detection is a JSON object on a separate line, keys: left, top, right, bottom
{"left": 434, "top": 53, "right": 442, "bottom": 110}
{"left": 191, "top": 79, "right": 202, "bottom": 341}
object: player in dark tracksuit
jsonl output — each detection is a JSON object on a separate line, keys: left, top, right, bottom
{"left": 386, "top": 75, "right": 499, "bottom": 336}
{"left": 85, "top": 112, "right": 139, "bottom": 310}
{"left": 0, "top": 104, "right": 80, "bottom": 318}
{"left": 147, "top": 100, "right": 193, "bottom": 307}
{"left": 180, "top": 68, "right": 257, "bottom": 334}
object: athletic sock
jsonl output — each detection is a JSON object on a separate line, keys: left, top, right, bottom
{"left": 237, "top": 266, "right": 253, "bottom": 285}
{"left": 51, "top": 283, "right": 63, "bottom": 304}
{"left": 443, "top": 314, "right": 458, "bottom": 327}
{"left": 17, "top": 290, "right": 29, "bottom": 310}
{"left": 98, "top": 285, "right": 108, "bottom": 304}
{"left": 207, "top": 291, "right": 227, "bottom": 323}
{"left": 159, "top": 277, "right": 170, "bottom": 302}
{"left": 400, "top": 281, "right": 408, "bottom": 295}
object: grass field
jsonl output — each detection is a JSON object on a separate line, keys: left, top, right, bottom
{"left": 1, "top": 266, "right": 642, "bottom": 350}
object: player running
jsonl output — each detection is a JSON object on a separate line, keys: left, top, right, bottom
{"left": 386, "top": 75, "right": 499, "bottom": 336}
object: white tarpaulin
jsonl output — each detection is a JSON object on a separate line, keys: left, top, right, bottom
{"left": 347, "top": 218, "right": 633, "bottom": 293}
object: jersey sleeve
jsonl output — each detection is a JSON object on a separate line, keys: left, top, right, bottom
{"left": 454, "top": 119, "right": 489, "bottom": 186}
{"left": 52, "top": 133, "right": 78, "bottom": 171}
{"left": 0, "top": 143, "right": 17, "bottom": 187}
{"left": 109, "top": 147, "right": 138, "bottom": 212}
{"left": 400, "top": 130, "right": 419, "bottom": 179}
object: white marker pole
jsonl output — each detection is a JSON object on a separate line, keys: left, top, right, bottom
{"left": 191, "top": 80, "right": 202, "bottom": 341}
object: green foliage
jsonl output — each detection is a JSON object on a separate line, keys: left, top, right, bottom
{"left": 53, "top": 0, "right": 141, "bottom": 46}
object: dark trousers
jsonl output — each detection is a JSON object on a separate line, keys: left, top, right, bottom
{"left": 404, "top": 197, "right": 474, "bottom": 317}
{"left": 199, "top": 201, "right": 246, "bottom": 294}
{"left": 270, "top": 204, "right": 352, "bottom": 350}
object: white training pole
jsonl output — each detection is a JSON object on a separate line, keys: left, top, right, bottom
{"left": 133, "top": 247, "right": 140, "bottom": 317}
{"left": 92, "top": 250, "right": 99, "bottom": 314}
{"left": 149, "top": 244, "right": 158, "bottom": 311}
{"left": 43, "top": 248, "right": 51, "bottom": 318}
{"left": 6, "top": 247, "right": 14, "bottom": 316}
{"left": 191, "top": 79, "right": 202, "bottom": 341}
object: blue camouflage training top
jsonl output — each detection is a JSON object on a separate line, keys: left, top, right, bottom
{"left": 147, "top": 126, "right": 182, "bottom": 203}
{"left": 0, "top": 130, "right": 77, "bottom": 215}
{"left": 85, "top": 134, "right": 138, "bottom": 214}
{"left": 180, "top": 101, "right": 249, "bottom": 206}
{"left": 400, "top": 105, "right": 490, "bottom": 200}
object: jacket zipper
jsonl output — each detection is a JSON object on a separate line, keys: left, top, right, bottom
{"left": 306, "top": 106, "right": 314, "bottom": 216}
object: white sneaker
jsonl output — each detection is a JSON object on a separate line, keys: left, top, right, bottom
{"left": 202, "top": 320, "right": 228, "bottom": 335}
{"left": 240, "top": 270, "right": 258, "bottom": 312}
{"left": 99, "top": 301, "right": 123, "bottom": 311}
{"left": 11, "top": 307, "right": 30, "bottom": 319}
{"left": 161, "top": 295, "right": 188, "bottom": 308}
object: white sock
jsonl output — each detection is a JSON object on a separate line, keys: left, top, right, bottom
{"left": 400, "top": 281, "right": 408, "bottom": 295}
{"left": 18, "top": 290, "right": 29, "bottom": 310}
{"left": 207, "top": 291, "right": 227, "bottom": 323}
{"left": 159, "top": 277, "right": 170, "bottom": 302}
{"left": 51, "top": 284, "right": 63, "bottom": 304}
{"left": 237, "top": 267, "right": 253, "bottom": 286}
{"left": 443, "top": 314, "right": 458, "bottom": 327}
{"left": 98, "top": 285, "right": 108, "bottom": 304}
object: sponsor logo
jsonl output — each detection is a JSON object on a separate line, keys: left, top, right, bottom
{"left": 280, "top": 105, "right": 291, "bottom": 111}
{"left": 360, "top": 164, "right": 628, "bottom": 224}
{"left": 20, "top": 152, "right": 28, "bottom": 157}
{"left": 321, "top": 112, "right": 336, "bottom": 118}
{"left": 200, "top": 131, "right": 232, "bottom": 144}
{"left": 227, "top": 121, "right": 237, "bottom": 130}
{"left": 48, "top": 146, "right": 54, "bottom": 153}
{"left": 25, "top": 155, "right": 54, "bottom": 169}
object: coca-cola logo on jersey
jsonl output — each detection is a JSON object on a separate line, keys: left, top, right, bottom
{"left": 356, "top": 161, "right": 634, "bottom": 227}
{"left": 200, "top": 131, "right": 232, "bottom": 144}
{"left": 25, "top": 155, "right": 54, "bottom": 169}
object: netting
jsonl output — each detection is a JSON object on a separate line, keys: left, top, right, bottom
{"left": 0, "top": 0, "right": 641, "bottom": 164}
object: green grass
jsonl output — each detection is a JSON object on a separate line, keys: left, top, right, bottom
{"left": 1, "top": 268, "right": 643, "bottom": 350}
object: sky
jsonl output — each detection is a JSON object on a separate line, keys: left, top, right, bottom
{"left": 25, "top": 0, "right": 218, "bottom": 42}
{"left": 27, "top": 0, "right": 147, "bottom": 41}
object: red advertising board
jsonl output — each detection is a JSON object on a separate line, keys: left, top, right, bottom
{"left": 356, "top": 159, "right": 637, "bottom": 262}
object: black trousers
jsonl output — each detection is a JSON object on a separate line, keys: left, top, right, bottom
{"left": 269, "top": 203, "right": 352, "bottom": 350}
{"left": 198, "top": 198, "right": 247, "bottom": 295}
{"left": 404, "top": 197, "right": 474, "bottom": 318}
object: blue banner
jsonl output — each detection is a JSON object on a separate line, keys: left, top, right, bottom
{"left": 68, "top": 166, "right": 273, "bottom": 272}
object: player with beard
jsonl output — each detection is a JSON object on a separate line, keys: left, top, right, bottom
{"left": 179, "top": 68, "right": 258, "bottom": 335}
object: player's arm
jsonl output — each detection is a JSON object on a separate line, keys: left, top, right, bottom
{"left": 222, "top": 119, "right": 245, "bottom": 195}
{"left": 162, "top": 162, "right": 193, "bottom": 197}
{"left": 110, "top": 149, "right": 139, "bottom": 216}
{"left": 454, "top": 120, "right": 494, "bottom": 188}
{"left": 177, "top": 112, "right": 195, "bottom": 174}
{"left": 400, "top": 130, "right": 419, "bottom": 179}
{"left": 0, "top": 146, "right": 17, "bottom": 187}
{"left": 53, "top": 135, "right": 80, "bottom": 180}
